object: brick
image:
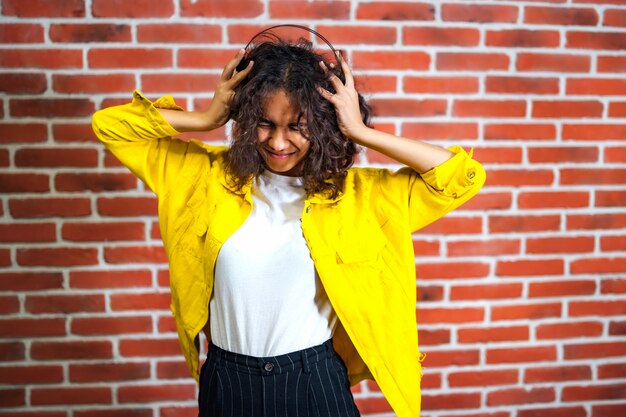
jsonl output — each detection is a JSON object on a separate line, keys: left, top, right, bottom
{"left": 0, "top": 272, "right": 63, "bottom": 291}
{"left": 472, "top": 147, "right": 523, "bottom": 163}
{"left": 437, "top": 52, "right": 509, "bottom": 71}
{"left": 417, "top": 217, "right": 482, "bottom": 235}
{"left": 605, "top": 146, "right": 626, "bottom": 162}
{"left": 0, "top": 296, "right": 19, "bottom": 314}
{"left": 0, "top": 149, "right": 7, "bottom": 167}
{"left": 563, "top": 124, "right": 626, "bottom": 139}
{"left": 62, "top": 221, "right": 145, "bottom": 242}
{"left": 89, "top": 49, "right": 172, "bottom": 69}
{"left": 489, "top": 215, "right": 560, "bottom": 234}
{"left": 455, "top": 191, "right": 512, "bottom": 211}
{"left": 422, "top": 393, "right": 481, "bottom": 410}
{"left": 605, "top": 9, "right": 626, "bottom": 27}
{"left": 487, "top": 30, "right": 560, "bottom": 47}
{"left": 447, "top": 239, "right": 520, "bottom": 257}
{"left": 487, "top": 387, "right": 555, "bottom": 406}
{"left": 157, "top": 315, "right": 176, "bottom": 333}
{"left": 458, "top": 326, "right": 529, "bottom": 343}
{"left": 110, "top": 293, "right": 170, "bottom": 311}
{"left": 525, "top": 365, "right": 592, "bottom": 383}
{"left": 157, "top": 360, "right": 190, "bottom": 379}
{"left": 50, "top": 24, "right": 131, "bottom": 43}
{"left": 55, "top": 172, "right": 137, "bottom": 192}
{"left": 0, "top": 342, "right": 24, "bottom": 361}
{"left": 492, "top": 303, "right": 562, "bottom": 320}
{"left": 418, "top": 329, "right": 450, "bottom": 346}
{"left": 268, "top": 0, "right": 348, "bottom": 19}
{"left": 416, "top": 307, "right": 484, "bottom": 323}
{"left": 533, "top": 100, "right": 603, "bottom": 118}
{"left": 70, "top": 362, "right": 150, "bottom": 383}
{"left": 519, "top": 191, "right": 589, "bottom": 209}
{"left": 15, "top": 148, "right": 98, "bottom": 167}
{"left": 226, "top": 24, "right": 316, "bottom": 45}
{"left": 17, "top": 247, "right": 98, "bottom": 267}
{"left": 0, "top": 123, "right": 47, "bottom": 143}
{"left": 402, "top": 122, "right": 478, "bottom": 141}
{"left": 0, "top": 388, "right": 25, "bottom": 406}
{"left": 26, "top": 294, "right": 105, "bottom": 314}
{"left": 567, "top": 78, "right": 626, "bottom": 95}
{"left": 70, "top": 269, "right": 152, "bottom": 289}
{"left": 0, "top": 411, "right": 66, "bottom": 417}
{"left": 141, "top": 73, "right": 221, "bottom": 93}
{"left": 517, "top": 53, "right": 590, "bottom": 73}
{"left": 595, "top": 190, "right": 626, "bottom": 207}
{"left": 0, "top": 49, "right": 82, "bottom": 68}
{"left": 0, "top": 23, "right": 44, "bottom": 43}
{"left": 526, "top": 237, "right": 594, "bottom": 254}
{"left": 53, "top": 74, "right": 135, "bottom": 93}
{"left": 119, "top": 384, "right": 195, "bottom": 402}
{"left": 71, "top": 316, "right": 153, "bottom": 335}
{"left": 601, "top": 56, "right": 626, "bottom": 72}
{"left": 535, "top": 321, "right": 603, "bottom": 340}
{"left": 441, "top": 413, "right": 509, "bottom": 417}
{"left": 93, "top": 0, "right": 174, "bottom": 17}
{"left": 357, "top": 1, "right": 434, "bottom": 20}
{"left": 453, "top": 100, "right": 525, "bottom": 118}
{"left": 485, "top": 124, "right": 556, "bottom": 140}
{"left": 119, "top": 338, "right": 181, "bottom": 357}
{"left": 568, "top": 31, "right": 626, "bottom": 50}
{"left": 316, "top": 25, "right": 396, "bottom": 45}
{"left": 404, "top": 27, "right": 479, "bottom": 46}
{"left": 31, "top": 387, "right": 111, "bottom": 406}
{"left": 592, "top": 403, "right": 626, "bottom": 417}
{"left": 442, "top": 4, "right": 517, "bottom": 23}
{"left": 138, "top": 24, "right": 220, "bottom": 43}
{"left": 354, "top": 75, "right": 396, "bottom": 93}
{"left": 0, "top": 318, "right": 65, "bottom": 338}
{"left": 601, "top": 278, "right": 626, "bottom": 293}
{"left": 487, "top": 346, "right": 557, "bottom": 364}
{"left": 562, "top": 382, "right": 626, "bottom": 402}
{"left": 104, "top": 245, "right": 168, "bottom": 264}
{"left": 0, "top": 223, "right": 56, "bottom": 242}
{"left": 487, "top": 76, "right": 559, "bottom": 94}
{"left": 415, "top": 262, "right": 489, "bottom": 279}
{"left": 519, "top": 407, "right": 586, "bottom": 417}
{"left": 10, "top": 98, "right": 94, "bottom": 118}
{"left": 598, "top": 362, "right": 626, "bottom": 379}
{"left": 487, "top": 169, "right": 554, "bottom": 186}
{"left": 569, "top": 300, "right": 626, "bottom": 316}
{"left": 421, "top": 349, "right": 480, "bottom": 367}
{"left": 0, "top": 250, "right": 10, "bottom": 267}
{"left": 0, "top": 73, "right": 46, "bottom": 94}
{"left": 0, "top": 173, "right": 49, "bottom": 193}
{"left": 450, "top": 283, "right": 522, "bottom": 300}
{"left": 525, "top": 6, "right": 598, "bottom": 25}
{"left": 353, "top": 51, "right": 430, "bottom": 70}
{"left": 354, "top": 397, "right": 393, "bottom": 414}
{"left": 449, "top": 369, "right": 518, "bottom": 387}
{"left": 74, "top": 409, "right": 152, "bottom": 417}
{"left": 31, "top": 340, "right": 112, "bottom": 360}
{"left": 10, "top": 197, "right": 91, "bottom": 218}
{"left": 0, "top": 365, "right": 64, "bottom": 384}
{"left": 179, "top": 0, "right": 262, "bottom": 17}
{"left": 97, "top": 196, "right": 157, "bottom": 217}
{"left": 563, "top": 169, "right": 626, "bottom": 185}
{"left": 3, "top": 0, "right": 85, "bottom": 17}
{"left": 52, "top": 123, "right": 96, "bottom": 143}
{"left": 531, "top": 146, "right": 599, "bottom": 163}
{"left": 370, "top": 98, "right": 446, "bottom": 117}
{"left": 404, "top": 76, "right": 478, "bottom": 94}
{"left": 530, "top": 279, "right": 596, "bottom": 298}
{"left": 416, "top": 285, "right": 444, "bottom": 302}
{"left": 568, "top": 214, "right": 626, "bottom": 230}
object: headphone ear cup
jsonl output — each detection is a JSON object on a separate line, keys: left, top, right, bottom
{"left": 235, "top": 58, "right": 249, "bottom": 73}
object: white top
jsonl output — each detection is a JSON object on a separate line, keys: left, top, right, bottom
{"left": 209, "top": 170, "right": 337, "bottom": 357}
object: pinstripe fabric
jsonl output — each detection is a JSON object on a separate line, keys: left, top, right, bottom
{"left": 198, "top": 339, "right": 361, "bottom": 417}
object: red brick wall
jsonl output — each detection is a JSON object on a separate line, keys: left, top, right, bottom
{"left": 1, "top": 0, "right": 626, "bottom": 416}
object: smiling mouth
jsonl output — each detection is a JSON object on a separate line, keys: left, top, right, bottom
{"left": 264, "top": 149, "right": 296, "bottom": 159}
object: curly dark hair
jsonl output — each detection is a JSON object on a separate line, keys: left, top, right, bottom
{"left": 226, "top": 37, "right": 371, "bottom": 199}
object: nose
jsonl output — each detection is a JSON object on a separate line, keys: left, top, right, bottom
{"left": 266, "top": 127, "right": 291, "bottom": 151}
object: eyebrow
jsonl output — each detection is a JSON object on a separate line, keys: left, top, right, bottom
{"left": 259, "top": 115, "right": 308, "bottom": 125}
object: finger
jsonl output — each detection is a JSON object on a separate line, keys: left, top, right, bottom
{"left": 229, "top": 60, "right": 254, "bottom": 87}
{"left": 221, "top": 48, "right": 245, "bottom": 81}
{"left": 317, "top": 86, "right": 335, "bottom": 103}
{"left": 337, "top": 50, "right": 354, "bottom": 89}
{"left": 319, "top": 61, "right": 344, "bottom": 92}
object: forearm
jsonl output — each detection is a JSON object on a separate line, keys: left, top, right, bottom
{"left": 157, "top": 108, "right": 217, "bottom": 133}
{"left": 352, "top": 127, "right": 454, "bottom": 174}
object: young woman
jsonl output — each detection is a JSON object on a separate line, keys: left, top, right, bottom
{"left": 92, "top": 28, "right": 485, "bottom": 417}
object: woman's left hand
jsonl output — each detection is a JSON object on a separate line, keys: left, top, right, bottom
{"left": 317, "top": 52, "right": 369, "bottom": 143}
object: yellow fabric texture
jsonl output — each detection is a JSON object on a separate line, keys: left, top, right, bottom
{"left": 92, "top": 90, "right": 486, "bottom": 417}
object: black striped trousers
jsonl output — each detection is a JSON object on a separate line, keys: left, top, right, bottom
{"left": 198, "top": 339, "right": 362, "bottom": 417}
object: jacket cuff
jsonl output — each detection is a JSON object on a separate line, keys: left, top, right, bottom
{"left": 131, "top": 90, "right": 183, "bottom": 136}
{"left": 420, "top": 145, "right": 482, "bottom": 198}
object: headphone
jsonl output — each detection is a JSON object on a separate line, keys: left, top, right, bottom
{"left": 235, "top": 24, "right": 343, "bottom": 73}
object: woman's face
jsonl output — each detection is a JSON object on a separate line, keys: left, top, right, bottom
{"left": 256, "top": 89, "right": 310, "bottom": 177}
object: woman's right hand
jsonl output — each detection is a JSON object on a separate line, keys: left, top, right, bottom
{"left": 203, "top": 49, "right": 254, "bottom": 131}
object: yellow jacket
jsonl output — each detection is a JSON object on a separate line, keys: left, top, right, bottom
{"left": 92, "top": 90, "right": 486, "bottom": 417}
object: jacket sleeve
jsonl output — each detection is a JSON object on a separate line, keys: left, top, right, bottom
{"left": 377, "top": 145, "right": 486, "bottom": 232}
{"left": 92, "top": 90, "right": 197, "bottom": 197}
